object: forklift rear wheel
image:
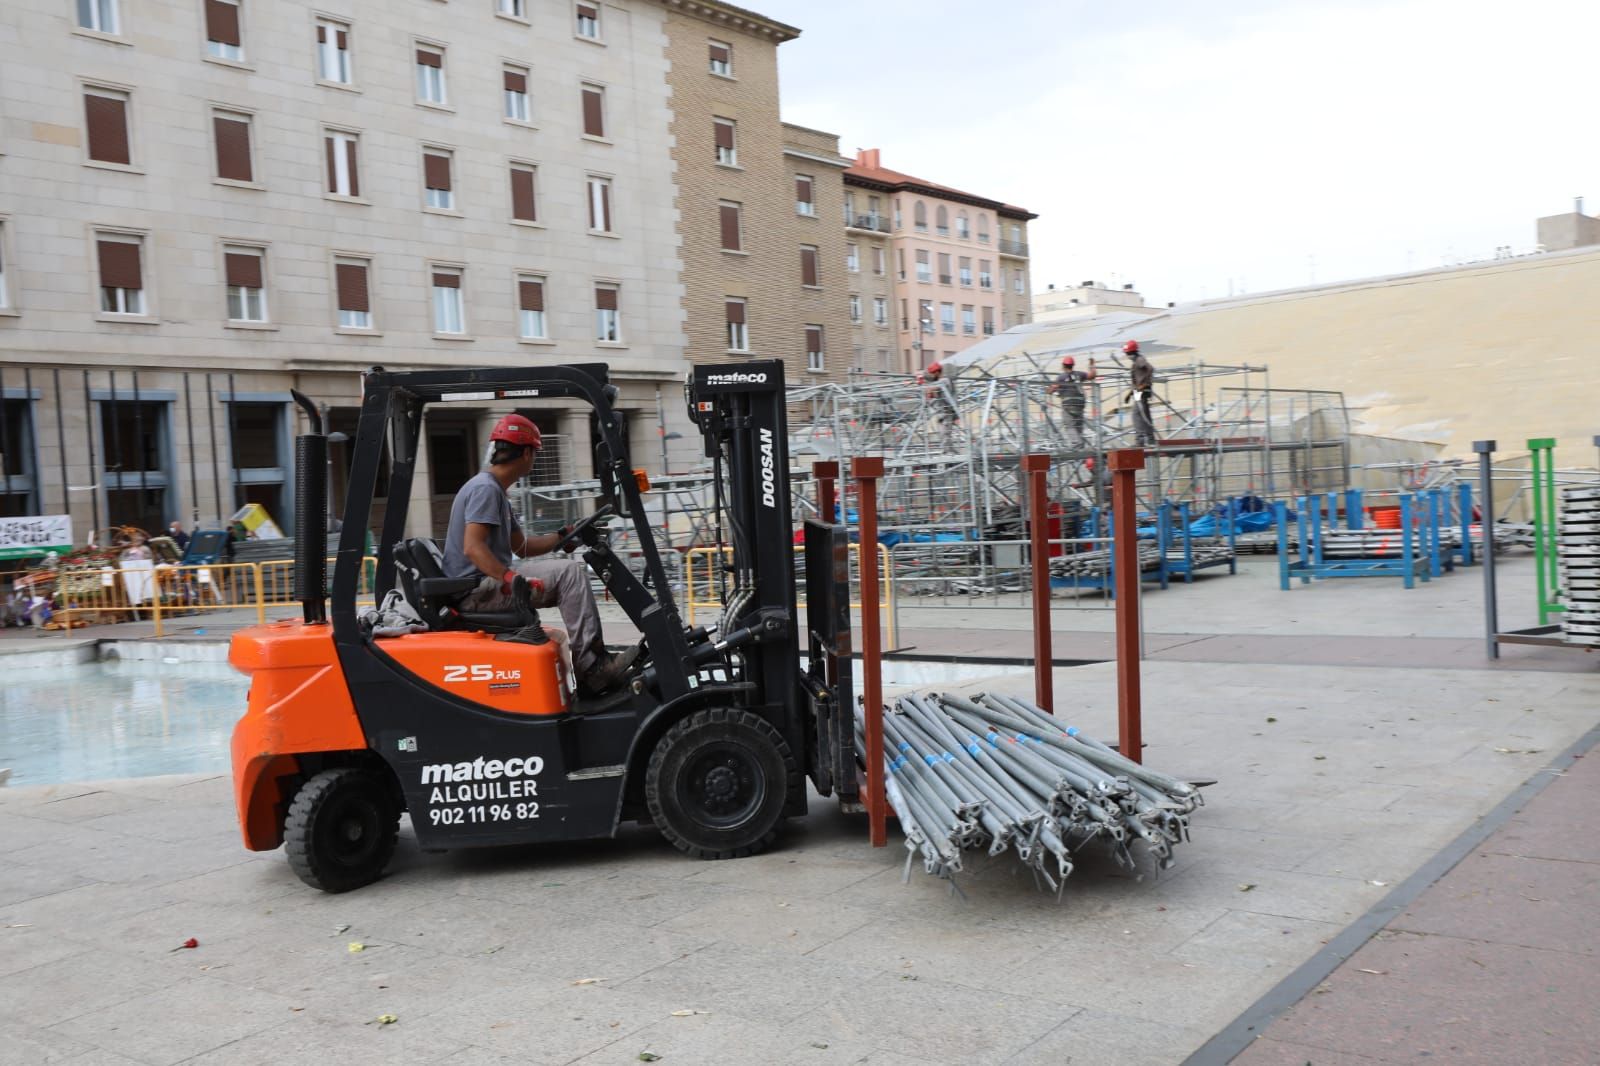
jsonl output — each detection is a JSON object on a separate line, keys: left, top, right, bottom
{"left": 283, "top": 768, "right": 400, "bottom": 893}
{"left": 645, "top": 709, "right": 796, "bottom": 860}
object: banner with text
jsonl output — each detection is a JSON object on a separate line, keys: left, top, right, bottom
{"left": 0, "top": 515, "right": 74, "bottom": 560}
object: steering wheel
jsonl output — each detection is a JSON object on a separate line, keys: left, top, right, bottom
{"left": 554, "top": 504, "right": 615, "bottom": 552}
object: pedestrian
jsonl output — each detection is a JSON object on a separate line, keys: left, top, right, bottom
{"left": 1048, "top": 355, "right": 1096, "bottom": 447}
{"left": 167, "top": 520, "right": 190, "bottom": 551}
{"left": 1125, "top": 340, "right": 1156, "bottom": 447}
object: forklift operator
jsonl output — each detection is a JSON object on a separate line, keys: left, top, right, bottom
{"left": 442, "top": 413, "right": 639, "bottom": 695}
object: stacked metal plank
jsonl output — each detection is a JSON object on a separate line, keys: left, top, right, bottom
{"left": 1559, "top": 485, "right": 1600, "bottom": 647}
{"left": 1046, "top": 543, "right": 1161, "bottom": 580}
{"left": 856, "top": 693, "right": 1203, "bottom": 893}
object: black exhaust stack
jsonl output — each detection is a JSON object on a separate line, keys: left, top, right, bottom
{"left": 290, "top": 390, "right": 328, "bottom": 625}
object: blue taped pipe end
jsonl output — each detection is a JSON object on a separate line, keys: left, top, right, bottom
{"left": 1066, "top": 726, "right": 1080, "bottom": 736}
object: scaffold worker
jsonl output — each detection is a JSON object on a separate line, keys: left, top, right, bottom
{"left": 923, "top": 361, "right": 960, "bottom": 428}
{"left": 444, "top": 413, "right": 639, "bottom": 696}
{"left": 1049, "top": 355, "right": 1096, "bottom": 447}
{"left": 1125, "top": 340, "right": 1156, "bottom": 447}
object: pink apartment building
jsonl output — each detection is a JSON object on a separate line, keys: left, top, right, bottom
{"left": 842, "top": 149, "right": 1036, "bottom": 375}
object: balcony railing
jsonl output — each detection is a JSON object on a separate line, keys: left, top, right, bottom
{"left": 938, "top": 274, "right": 952, "bottom": 285}
{"left": 962, "top": 324, "right": 975, "bottom": 334}
{"left": 916, "top": 271, "right": 932, "bottom": 283}
{"left": 847, "top": 213, "right": 890, "bottom": 233}
{"left": 999, "top": 239, "right": 1029, "bottom": 256}
{"left": 982, "top": 323, "right": 995, "bottom": 335}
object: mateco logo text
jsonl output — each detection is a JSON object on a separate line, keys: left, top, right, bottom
{"left": 706, "top": 372, "right": 768, "bottom": 386}
{"left": 759, "top": 428, "right": 777, "bottom": 508}
{"left": 420, "top": 756, "right": 544, "bottom": 785}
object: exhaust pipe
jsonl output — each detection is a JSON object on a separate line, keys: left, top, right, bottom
{"left": 290, "top": 390, "right": 328, "bottom": 625}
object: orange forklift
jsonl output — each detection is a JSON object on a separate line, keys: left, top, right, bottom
{"left": 229, "top": 361, "right": 857, "bottom": 891}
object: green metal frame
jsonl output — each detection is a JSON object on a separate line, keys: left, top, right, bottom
{"left": 1528, "top": 437, "right": 1563, "bottom": 625}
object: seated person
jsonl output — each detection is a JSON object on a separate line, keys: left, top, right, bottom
{"left": 441, "top": 413, "right": 638, "bottom": 695}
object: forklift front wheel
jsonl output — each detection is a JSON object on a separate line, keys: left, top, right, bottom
{"left": 283, "top": 768, "right": 400, "bottom": 893}
{"left": 645, "top": 709, "right": 796, "bottom": 860}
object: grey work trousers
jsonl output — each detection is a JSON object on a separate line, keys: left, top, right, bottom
{"left": 461, "top": 556, "right": 604, "bottom": 670}
{"left": 1132, "top": 393, "right": 1156, "bottom": 446}
{"left": 1063, "top": 399, "right": 1087, "bottom": 445}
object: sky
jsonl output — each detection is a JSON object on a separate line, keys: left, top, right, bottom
{"left": 761, "top": 0, "right": 1600, "bottom": 306}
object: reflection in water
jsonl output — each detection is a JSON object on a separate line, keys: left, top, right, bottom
{"left": 0, "top": 659, "right": 248, "bottom": 787}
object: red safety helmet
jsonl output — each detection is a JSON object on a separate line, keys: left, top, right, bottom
{"left": 926, "top": 361, "right": 943, "bottom": 376}
{"left": 489, "top": 413, "right": 542, "bottom": 450}
{"left": 1062, "top": 356, "right": 1076, "bottom": 368}
{"left": 1122, "top": 340, "right": 1140, "bottom": 354}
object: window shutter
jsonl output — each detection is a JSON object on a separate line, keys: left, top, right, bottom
{"left": 795, "top": 175, "right": 812, "bottom": 202}
{"left": 577, "top": 2, "right": 599, "bottom": 20}
{"left": 719, "top": 204, "right": 740, "bottom": 250}
{"left": 224, "top": 251, "right": 262, "bottom": 289}
{"left": 344, "top": 138, "right": 359, "bottom": 197}
{"left": 213, "top": 116, "right": 252, "bottom": 182}
{"left": 97, "top": 240, "right": 142, "bottom": 290}
{"left": 594, "top": 286, "right": 618, "bottom": 311}
{"left": 423, "top": 152, "right": 451, "bottom": 192}
{"left": 713, "top": 120, "right": 734, "bottom": 150}
{"left": 725, "top": 300, "right": 745, "bottom": 325}
{"left": 324, "top": 137, "right": 338, "bottom": 192}
{"left": 84, "top": 94, "right": 130, "bottom": 165}
{"left": 801, "top": 247, "right": 818, "bottom": 287}
{"left": 317, "top": 25, "right": 326, "bottom": 42}
{"left": 599, "top": 182, "right": 611, "bottom": 229}
{"left": 519, "top": 279, "right": 544, "bottom": 312}
{"left": 503, "top": 69, "right": 527, "bottom": 94}
{"left": 806, "top": 326, "right": 823, "bottom": 354}
{"left": 335, "top": 263, "right": 369, "bottom": 312}
{"left": 432, "top": 271, "right": 460, "bottom": 289}
{"left": 416, "top": 48, "right": 442, "bottom": 68}
{"left": 336, "top": 29, "right": 347, "bottom": 48}
{"left": 510, "top": 168, "right": 536, "bottom": 221}
{"left": 205, "top": 0, "right": 241, "bottom": 46}
{"left": 581, "top": 87, "right": 604, "bottom": 137}
{"left": 709, "top": 42, "right": 730, "bottom": 65}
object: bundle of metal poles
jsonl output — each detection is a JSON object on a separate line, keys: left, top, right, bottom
{"left": 855, "top": 692, "right": 1204, "bottom": 894}
{"left": 1559, "top": 484, "right": 1600, "bottom": 647}
{"left": 1046, "top": 543, "right": 1162, "bottom": 579}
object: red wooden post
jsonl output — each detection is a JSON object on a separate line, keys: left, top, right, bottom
{"left": 1022, "top": 453, "right": 1053, "bottom": 713}
{"left": 1109, "top": 447, "right": 1145, "bottom": 763}
{"left": 853, "top": 456, "right": 887, "bottom": 847}
{"left": 813, "top": 460, "right": 839, "bottom": 525}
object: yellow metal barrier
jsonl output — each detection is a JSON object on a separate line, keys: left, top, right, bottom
{"left": 52, "top": 563, "right": 149, "bottom": 630}
{"left": 258, "top": 556, "right": 379, "bottom": 609}
{"left": 133, "top": 557, "right": 380, "bottom": 637}
{"left": 684, "top": 543, "right": 896, "bottom": 646}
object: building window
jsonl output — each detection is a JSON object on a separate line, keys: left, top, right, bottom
{"left": 961, "top": 305, "right": 976, "bottom": 335}
{"left": 510, "top": 164, "right": 538, "bottom": 222}
{"left": 0, "top": 394, "right": 38, "bottom": 515}
{"left": 981, "top": 306, "right": 995, "bottom": 335}
{"left": 316, "top": 19, "right": 351, "bottom": 84}
{"left": 979, "top": 260, "right": 992, "bottom": 289}
{"left": 581, "top": 83, "right": 605, "bottom": 138}
{"left": 212, "top": 109, "right": 253, "bottom": 183}
{"left": 707, "top": 36, "right": 735, "bottom": 74}
{"left": 936, "top": 205, "right": 951, "bottom": 235}
{"left": 872, "top": 247, "right": 885, "bottom": 275}
{"left": 713, "top": 118, "right": 737, "bottom": 166}
{"left": 894, "top": 200, "right": 903, "bottom": 230}
{"left": 1011, "top": 223, "right": 1022, "bottom": 243}
{"left": 937, "top": 253, "right": 952, "bottom": 285}
{"left": 725, "top": 298, "right": 748, "bottom": 351}
{"left": 335, "top": 257, "right": 371, "bottom": 329}
{"left": 900, "top": 299, "right": 909, "bottom": 330}
{"left": 913, "top": 200, "right": 927, "bottom": 232}
{"left": 848, "top": 295, "right": 861, "bottom": 323}
{"left": 224, "top": 246, "right": 267, "bottom": 322}
{"left": 517, "top": 275, "right": 547, "bottom": 339}
{"left": 917, "top": 299, "right": 933, "bottom": 333}
{"left": 843, "top": 192, "right": 855, "bottom": 223}
{"left": 586, "top": 176, "right": 612, "bottom": 232}
{"left": 940, "top": 302, "right": 955, "bottom": 334}
{"left": 101, "top": 399, "right": 171, "bottom": 532}
{"left": 805, "top": 325, "right": 824, "bottom": 372}
{"left": 873, "top": 297, "right": 888, "bottom": 326}
{"left": 96, "top": 234, "right": 145, "bottom": 315}
{"left": 795, "top": 174, "right": 815, "bottom": 217}
{"left": 324, "top": 130, "right": 360, "bottom": 197}
{"left": 423, "top": 149, "right": 455, "bottom": 210}
{"left": 77, "top": 0, "right": 120, "bottom": 33}
{"left": 83, "top": 87, "right": 131, "bottom": 166}
{"left": 498, "top": 0, "right": 527, "bottom": 17}
{"left": 594, "top": 284, "right": 620, "bottom": 342}
{"left": 0, "top": 225, "right": 10, "bottom": 310}
{"left": 915, "top": 250, "right": 931, "bottom": 284}
{"left": 228, "top": 401, "right": 288, "bottom": 530}
{"left": 504, "top": 66, "right": 531, "bottom": 122}
{"left": 897, "top": 248, "right": 906, "bottom": 281}
{"left": 431, "top": 268, "right": 464, "bottom": 335}
{"left": 205, "top": 0, "right": 243, "bottom": 59}
{"left": 1013, "top": 270, "right": 1025, "bottom": 294}
{"left": 977, "top": 213, "right": 990, "bottom": 243}
{"left": 576, "top": 1, "right": 601, "bottom": 40}
{"left": 718, "top": 201, "right": 742, "bottom": 252}
{"left": 845, "top": 244, "right": 859, "bottom": 272}
{"left": 415, "top": 46, "right": 447, "bottom": 105}
{"left": 956, "top": 212, "right": 970, "bottom": 240}
{"left": 800, "top": 245, "right": 819, "bottom": 288}
{"left": 959, "top": 257, "right": 972, "bottom": 287}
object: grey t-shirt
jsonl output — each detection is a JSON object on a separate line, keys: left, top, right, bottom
{"left": 442, "top": 471, "right": 520, "bottom": 580}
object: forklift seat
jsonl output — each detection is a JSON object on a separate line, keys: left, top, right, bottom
{"left": 392, "top": 538, "right": 538, "bottom": 634}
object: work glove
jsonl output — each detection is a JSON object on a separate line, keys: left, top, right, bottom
{"left": 556, "top": 524, "right": 577, "bottom": 552}
{"left": 500, "top": 571, "right": 545, "bottom": 599}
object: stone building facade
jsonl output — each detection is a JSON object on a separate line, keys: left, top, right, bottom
{"left": 660, "top": 3, "right": 852, "bottom": 384}
{"left": 0, "top": 0, "right": 691, "bottom": 540}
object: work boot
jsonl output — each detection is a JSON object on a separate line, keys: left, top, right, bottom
{"left": 578, "top": 644, "right": 642, "bottom": 697}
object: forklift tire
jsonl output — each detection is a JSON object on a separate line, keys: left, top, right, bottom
{"left": 645, "top": 709, "right": 796, "bottom": 860}
{"left": 283, "top": 768, "right": 400, "bottom": 893}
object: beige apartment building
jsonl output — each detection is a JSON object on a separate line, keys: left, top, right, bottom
{"left": 842, "top": 149, "right": 1036, "bottom": 376}
{"left": 0, "top": 0, "right": 692, "bottom": 541}
{"left": 660, "top": 3, "right": 853, "bottom": 384}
